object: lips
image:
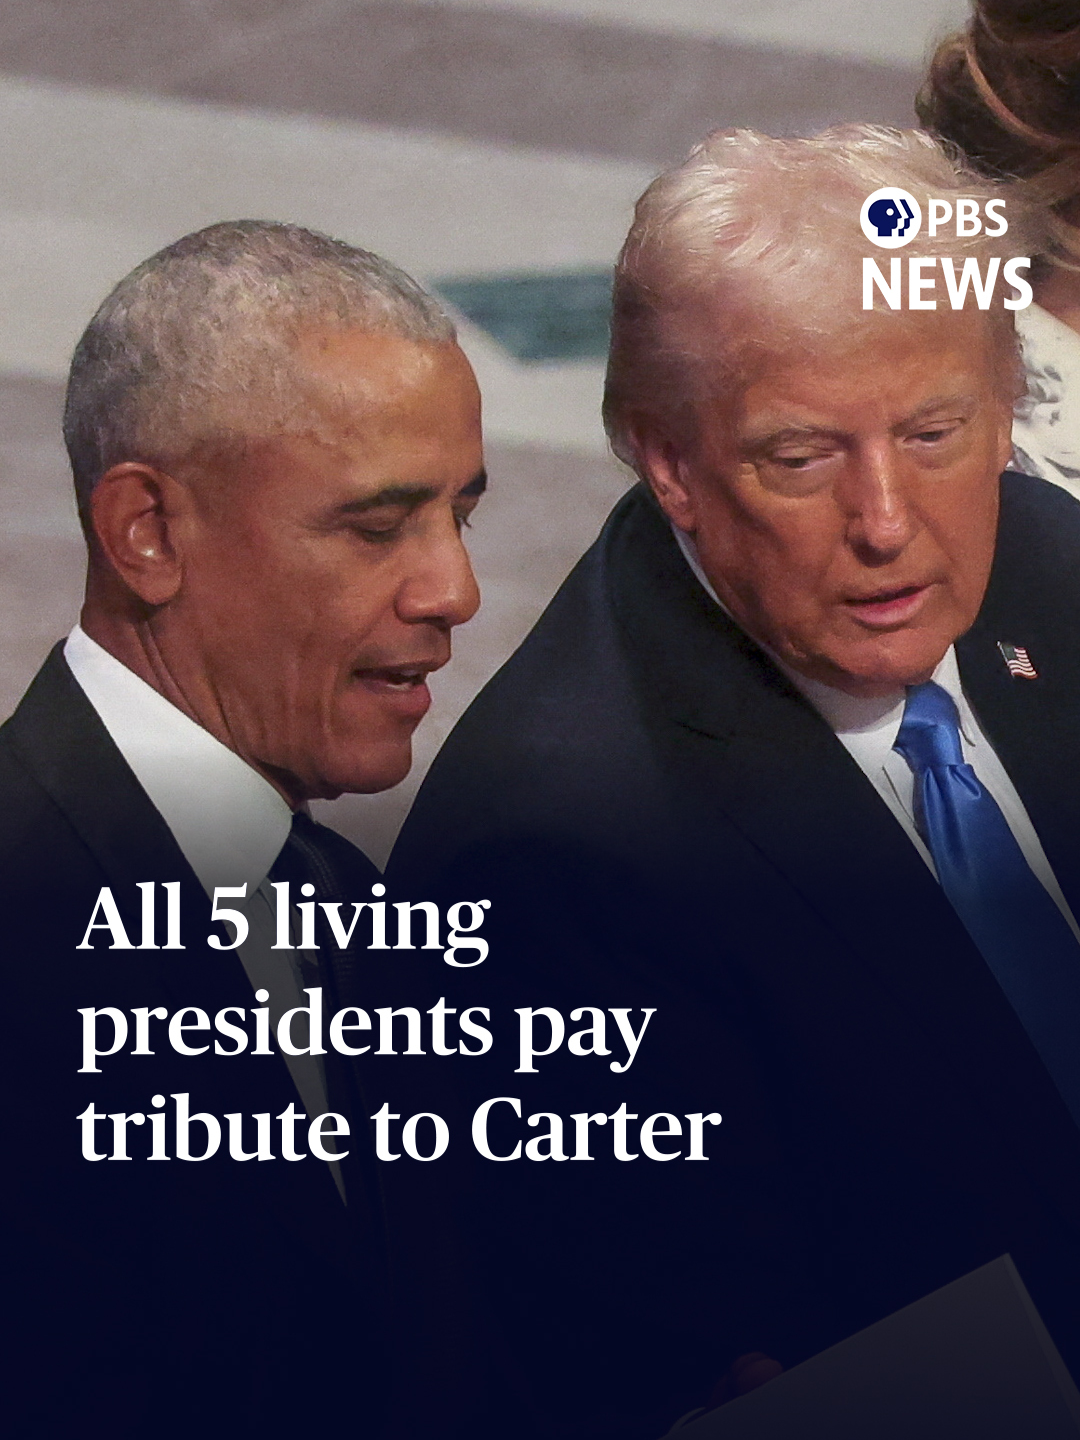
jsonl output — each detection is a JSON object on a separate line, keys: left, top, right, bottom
{"left": 351, "top": 659, "right": 444, "bottom": 720}
{"left": 357, "top": 664, "right": 432, "bottom": 690}
{"left": 843, "top": 583, "right": 933, "bottom": 628}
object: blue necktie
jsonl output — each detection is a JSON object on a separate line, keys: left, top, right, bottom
{"left": 894, "top": 682, "right": 1080, "bottom": 1127}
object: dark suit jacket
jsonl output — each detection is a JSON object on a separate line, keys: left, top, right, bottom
{"left": 3, "top": 647, "right": 388, "bottom": 1438}
{"left": 388, "top": 473, "right": 1080, "bottom": 1440}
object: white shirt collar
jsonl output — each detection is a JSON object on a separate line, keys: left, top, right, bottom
{"left": 671, "top": 524, "right": 975, "bottom": 749}
{"left": 64, "top": 625, "right": 293, "bottom": 897}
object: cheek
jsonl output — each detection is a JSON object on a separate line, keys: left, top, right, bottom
{"left": 725, "top": 511, "right": 840, "bottom": 617}
{"left": 929, "top": 478, "right": 1000, "bottom": 600}
{"left": 190, "top": 527, "right": 292, "bottom": 620}
{"left": 193, "top": 567, "right": 343, "bottom": 721}
{"left": 231, "top": 551, "right": 375, "bottom": 656}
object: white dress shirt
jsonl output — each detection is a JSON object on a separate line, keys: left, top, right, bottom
{"left": 673, "top": 529, "right": 1080, "bottom": 939}
{"left": 64, "top": 625, "right": 346, "bottom": 1190}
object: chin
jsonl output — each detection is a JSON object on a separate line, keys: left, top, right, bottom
{"left": 319, "top": 741, "right": 414, "bottom": 797}
{"left": 828, "top": 637, "right": 952, "bottom": 695}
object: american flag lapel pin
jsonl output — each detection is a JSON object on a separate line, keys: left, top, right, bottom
{"left": 997, "top": 642, "right": 1038, "bottom": 679}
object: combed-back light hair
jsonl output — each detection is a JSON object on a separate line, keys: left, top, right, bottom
{"left": 64, "top": 219, "right": 456, "bottom": 526}
{"left": 603, "top": 124, "right": 1034, "bottom": 473}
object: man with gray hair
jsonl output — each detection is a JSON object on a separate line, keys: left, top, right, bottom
{"left": 5, "top": 221, "right": 485, "bottom": 1437}
{"left": 391, "top": 127, "right": 1080, "bottom": 1435}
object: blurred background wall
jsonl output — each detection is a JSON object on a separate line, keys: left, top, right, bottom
{"left": 0, "top": 0, "right": 969, "bottom": 863}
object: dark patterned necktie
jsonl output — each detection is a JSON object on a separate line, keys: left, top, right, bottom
{"left": 268, "top": 811, "right": 391, "bottom": 1402}
{"left": 894, "top": 682, "right": 1080, "bottom": 1127}
{"left": 269, "top": 809, "right": 375, "bottom": 1003}
{"left": 268, "top": 811, "right": 385, "bottom": 1196}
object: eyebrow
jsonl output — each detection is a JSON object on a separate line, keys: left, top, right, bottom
{"left": 741, "top": 394, "right": 980, "bottom": 454}
{"left": 332, "top": 468, "right": 488, "bottom": 516}
{"left": 900, "top": 393, "right": 978, "bottom": 427}
{"left": 460, "top": 467, "right": 488, "bottom": 498}
{"left": 740, "top": 425, "right": 833, "bottom": 454}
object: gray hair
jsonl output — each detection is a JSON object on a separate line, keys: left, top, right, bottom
{"left": 64, "top": 219, "right": 456, "bottom": 524}
{"left": 603, "top": 124, "right": 1035, "bottom": 472}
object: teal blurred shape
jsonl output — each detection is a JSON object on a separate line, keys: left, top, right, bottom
{"left": 434, "top": 270, "right": 613, "bottom": 363}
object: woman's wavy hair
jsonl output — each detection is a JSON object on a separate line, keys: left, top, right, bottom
{"left": 918, "top": 0, "right": 1080, "bottom": 271}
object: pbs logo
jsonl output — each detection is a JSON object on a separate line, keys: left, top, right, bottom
{"left": 860, "top": 188, "right": 922, "bottom": 249}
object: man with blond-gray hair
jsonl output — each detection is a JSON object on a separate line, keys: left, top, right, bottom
{"left": 391, "top": 126, "right": 1080, "bottom": 1435}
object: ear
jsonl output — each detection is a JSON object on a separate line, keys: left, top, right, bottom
{"left": 996, "top": 342, "right": 1026, "bottom": 475}
{"left": 995, "top": 399, "right": 1015, "bottom": 477}
{"left": 632, "top": 421, "right": 699, "bottom": 533}
{"left": 88, "top": 463, "right": 189, "bottom": 607}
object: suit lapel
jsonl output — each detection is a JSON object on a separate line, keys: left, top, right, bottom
{"left": 5, "top": 646, "right": 203, "bottom": 901}
{"left": 958, "top": 476, "right": 1080, "bottom": 920}
{"left": 609, "top": 487, "right": 1080, "bottom": 1201}
{"left": 5, "top": 645, "right": 265, "bottom": 1022}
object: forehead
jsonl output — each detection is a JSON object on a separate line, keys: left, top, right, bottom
{"left": 722, "top": 309, "right": 1005, "bottom": 434}
{"left": 204, "top": 328, "right": 481, "bottom": 515}
{"left": 292, "top": 326, "right": 480, "bottom": 442}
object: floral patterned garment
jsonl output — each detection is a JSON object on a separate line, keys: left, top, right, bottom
{"left": 1012, "top": 301, "right": 1080, "bottom": 501}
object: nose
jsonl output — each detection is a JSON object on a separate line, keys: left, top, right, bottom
{"left": 840, "top": 442, "right": 919, "bottom": 564}
{"left": 395, "top": 520, "right": 481, "bottom": 630}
